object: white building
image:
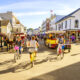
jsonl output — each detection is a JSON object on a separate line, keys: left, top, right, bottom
{"left": 41, "top": 14, "right": 64, "bottom": 33}
{"left": 0, "top": 20, "right": 12, "bottom": 35}
{"left": 0, "top": 11, "right": 25, "bottom": 34}
{"left": 41, "top": 21, "right": 46, "bottom": 33}
{"left": 50, "top": 14, "right": 65, "bottom": 31}
{"left": 55, "top": 8, "right": 80, "bottom": 39}
{"left": 33, "top": 27, "right": 41, "bottom": 35}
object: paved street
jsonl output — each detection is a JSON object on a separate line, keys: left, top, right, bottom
{"left": 0, "top": 42, "right": 80, "bottom": 80}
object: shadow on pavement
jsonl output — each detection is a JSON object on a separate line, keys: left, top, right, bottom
{"left": 0, "top": 56, "right": 57, "bottom": 74}
{"left": 71, "top": 53, "right": 80, "bottom": 56}
{"left": 0, "top": 59, "right": 14, "bottom": 65}
{"left": 0, "top": 61, "right": 31, "bottom": 74}
{"left": 29, "top": 61, "right": 80, "bottom": 80}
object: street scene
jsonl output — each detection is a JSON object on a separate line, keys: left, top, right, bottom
{"left": 0, "top": 41, "right": 80, "bottom": 80}
{"left": 0, "top": 0, "right": 80, "bottom": 80}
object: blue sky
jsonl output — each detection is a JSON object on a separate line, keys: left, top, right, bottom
{"left": 0, "top": 0, "right": 80, "bottom": 29}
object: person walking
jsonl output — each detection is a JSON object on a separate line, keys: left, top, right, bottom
{"left": 16, "top": 37, "right": 22, "bottom": 59}
{"left": 57, "top": 36, "right": 65, "bottom": 60}
{"left": 27, "top": 36, "right": 39, "bottom": 67}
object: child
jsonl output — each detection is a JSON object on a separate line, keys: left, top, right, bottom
{"left": 57, "top": 44, "right": 64, "bottom": 60}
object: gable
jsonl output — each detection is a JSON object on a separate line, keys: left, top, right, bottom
{"left": 56, "top": 8, "right": 80, "bottom": 23}
{"left": 1, "top": 20, "right": 9, "bottom": 26}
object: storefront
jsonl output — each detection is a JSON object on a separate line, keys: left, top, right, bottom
{"left": 66, "top": 30, "right": 80, "bottom": 41}
{"left": 14, "top": 33, "right": 26, "bottom": 40}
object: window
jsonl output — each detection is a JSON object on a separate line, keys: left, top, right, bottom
{"left": 65, "top": 21, "right": 67, "bottom": 28}
{"left": 16, "top": 28, "right": 18, "bottom": 32}
{"left": 58, "top": 24, "right": 61, "bottom": 30}
{"left": 0, "top": 21, "right": 1, "bottom": 27}
{"left": 56, "top": 25, "right": 57, "bottom": 30}
{"left": 75, "top": 20, "right": 79, "bottom": 28}
{"left": 70, "top": 19, "right": 71, "bottom": 29}
{"left": 0, "top": 21, "right": 1, "bottom": 33}
{"left": 61, "top": 23, "right": 63, "bottom": 29}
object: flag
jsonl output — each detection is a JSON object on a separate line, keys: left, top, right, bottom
{"left": 50, "top": 10, "right": 53, "bottom": 13}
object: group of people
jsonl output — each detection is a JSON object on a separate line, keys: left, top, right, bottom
{"left": 13, "top": 35, "right": 39, "bottom": 67}
{"left": 57, "top": 35, "right": 71, "bottom": 60}
{"left": 3, "top": 34, "right": 71, "bottom": 66}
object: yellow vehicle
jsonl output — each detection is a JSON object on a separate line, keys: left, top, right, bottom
{"left": 45, "top": 34, "right": 58, "bottom": 48}
{"left": 45, "top": 31, "right": 65, "bottom": 48}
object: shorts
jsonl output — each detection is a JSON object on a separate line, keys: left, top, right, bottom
{"left": 62, "top": 45, "right": 65, "bottom": 49}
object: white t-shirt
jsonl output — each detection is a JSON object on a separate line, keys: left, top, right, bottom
{"left": 29, "top": 40, "right": 38, "bottom": 52}
{"left": 30, "top": 40, "right": 37, "bottom": 48}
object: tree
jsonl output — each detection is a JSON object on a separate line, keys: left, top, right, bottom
{"left": 28, "top": 28, "right": 33, "bottom": 31}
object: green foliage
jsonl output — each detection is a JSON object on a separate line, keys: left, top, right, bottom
{"left": 28, "top": 28, "right": 33, "bottom": 31}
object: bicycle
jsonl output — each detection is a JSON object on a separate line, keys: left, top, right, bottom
{"left": 14, "top": 46, "right": 20, "bottom": 62}
{"left": 14, "top": 50, "right": 19, "bottom": 62}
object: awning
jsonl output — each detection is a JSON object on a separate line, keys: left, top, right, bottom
{"left": 45, "top": 30, "right": 66, "bottom": 34}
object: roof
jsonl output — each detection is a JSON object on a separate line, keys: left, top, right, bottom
{"left": 56, "top": 8, "right": 80, "bottom": 23}
{"left": 55, "top": 15, "right": 65, "bottom": 23}
{"left": 34, "top": 28, "right": 39, "bottom": 30}
{"left": 1, "top": 20, "right": 9, "bottom": 26}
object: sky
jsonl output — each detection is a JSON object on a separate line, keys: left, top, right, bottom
{"left": 0, "top": 0, "right": 80, "bottom": 29}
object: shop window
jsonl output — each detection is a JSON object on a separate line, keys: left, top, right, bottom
{"left": 75, "top": 20, "right": 79, "bottom": 28}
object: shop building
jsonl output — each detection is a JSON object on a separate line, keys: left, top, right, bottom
{"left": 55, "top": 8, "right": 80, "bottom": 41}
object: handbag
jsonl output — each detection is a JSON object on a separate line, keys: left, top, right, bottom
{"left": 14, "top": 46, "right": 19, "bottom": 50}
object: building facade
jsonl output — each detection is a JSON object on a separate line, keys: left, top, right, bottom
{"left": 0, "top": 11, "right": 25, "bottom": 36}
{"left": 55, "top": 8, "right": 80, "bottom": 40}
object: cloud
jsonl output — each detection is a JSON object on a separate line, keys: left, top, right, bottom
{"left": 15, "top": 11, "right": 49, "bottom": 17}
{"left": 0, "top": 0, "right": 78, "bottom": 16}
{"left": 0, "top": 0, "right": 75, "bottom": 11}
{"left": 0, "top": 1, "right": 54, "bottom": 10}
{"left": 0, "top": 0, "right": 79, "bottom": 28}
